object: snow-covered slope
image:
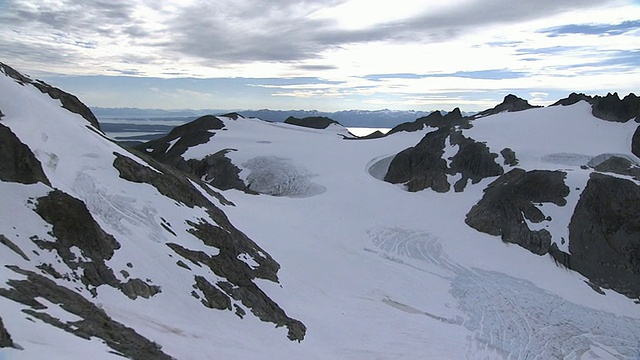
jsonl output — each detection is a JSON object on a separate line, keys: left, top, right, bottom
{"left": 2, "top": 62, "right": 640, "bottom": 359}
{"left": 139, "top": 96, "right": 640, "bottom": 357}
{"left": 0, "top": 63, "right": 306, "bottom": 359}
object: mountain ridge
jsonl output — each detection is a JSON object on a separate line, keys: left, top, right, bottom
{"left": 2, "top": 61, "right": 640, "bottom": 359}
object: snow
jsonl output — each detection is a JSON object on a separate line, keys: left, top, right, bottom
{"left": 1, "top": 70, "right": 640, "bottom": 359}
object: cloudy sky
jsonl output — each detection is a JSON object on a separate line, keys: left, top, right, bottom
{"left": 1, "top": 0, "right": 639, "bottom": 112}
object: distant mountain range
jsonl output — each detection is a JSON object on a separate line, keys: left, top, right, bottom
{"left": 92, "top": 107, "right": 477, "bottom": 128}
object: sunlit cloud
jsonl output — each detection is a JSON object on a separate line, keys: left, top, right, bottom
{"left": 1, "top": 0, "right": 639, "bottom": 111}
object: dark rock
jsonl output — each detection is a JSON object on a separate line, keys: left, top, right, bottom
{"left": 553, "top": 92, "right": 640, "bottom": 122}
{"left": 384, "top": 124, "right": 503, "bottom": 193}
{"left": 137, "top": 115, "right": 224, "bottom": 161}
{"left": 194, "top": 276, "right": 231, "bottom": 310}
{"left": 567, "top": 173, "right": 640, "bottom": 298}
{"left": 182, "top": 149, "right": 252, "bottom": 192}
{"left": 133, "top": 116, "right": 253, "bottom": 193}
{"left": 632, "top": 126, "right": 640, "bottom": 157}
{"left": 1, "top": 62, "right": 101, "bottom": 130}
{"left": 465, "top": 169, "right": 569, "bottom": 255}
{"left": 34, "top": 189, "right": 121, "bottom": 291}
{"left": 387, "top": 108, "right": 470, "bottom": 135}
{"left": 0, "top": 62, "right": 32, "bottom": 85}
{"left": 284, "top": 116, "right": 339, "bottom": 129}
{"left": 500, "top": 148, "right": 519, "bottom": 166}
{"left": 551, "top": 92, "right": 594, "bottom": 107}
{"left": 121, "top": 278, "right": 162, "bottom": 300}
{"left": 167, "top": 239, "right": 305, "bottom": 341}
{"left": 591, "top": 93, "right": 640, "bottom": 123}
{"left": 474, "top": 94, "right": 540, "bottom": 118}
{"left": 0, "top": 123, "right": 51, "bottom": 186}
{"left": 593, "top": 156, "right": 640, "bottom": 180}
{"left": 0, "top": 316, "right": 15, "bottom": 348}
{"left": 112, "top": 152, "right": 305, "bottom": 340}
{"left": 357, "top": 130, "right": 386, "bottom": 139}
{"left": 0, "top": 266, "right": 173, "bottom": 358}
{"left": 448, "top": 132, "right": 503, "bottom": 192}
{"left": 384, "top": 127, "right": 450, "bottom": 192}
{"left": 0, "top": 234, "right": 30, "bottom": 261}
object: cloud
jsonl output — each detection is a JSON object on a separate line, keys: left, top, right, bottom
{"left": 540, "top": 20, "right": 640, "bottom": 37}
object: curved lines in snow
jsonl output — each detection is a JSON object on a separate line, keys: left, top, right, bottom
{"left": 368, "top": 226, "right": 640, "bottom": 359}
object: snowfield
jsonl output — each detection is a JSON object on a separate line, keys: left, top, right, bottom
{"left": 1, "top": 64, "right": 639, "bottom": 359}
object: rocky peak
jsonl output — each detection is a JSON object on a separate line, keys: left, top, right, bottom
{"left": 550, "top": 92, "right": 594, "bottom": 107}
{"left": 474, "top": 94, "right": 539, "bottom": 118}
{"left": 591, "top": 92, "right": 640, "bottom": 122}
{"left": 284, "top": 116, "right": 340, "bottom": 129}
{"left": 0, "top": 62, "right": 101, "bottom": 131}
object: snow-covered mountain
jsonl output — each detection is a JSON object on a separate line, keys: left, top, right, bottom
{"left": 1, "top": 62, "right": 640, "bottom": 359}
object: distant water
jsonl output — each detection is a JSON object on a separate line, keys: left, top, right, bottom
{"left": 99, "top": 116, "right": 392, "bottom": 141}
{"left": 347, "top": 127, "right": 391, "bottom": 137}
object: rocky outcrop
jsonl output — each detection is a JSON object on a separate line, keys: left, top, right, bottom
{"left": 284, "top": 116, "right": 339, "bottom": 129}
{"left": 384, "top": 127, "right": 450, "bottom": 192}
{"left": 633, "top": 126, "right": 640, "bottom": 158}
{"left": 553, "top": 92, "right": 640, "bottom": 123}
{"left": 557, "top": 173, "right": 640, "bottom": 298}
{"left": 0, "top": 123, "right": 51, "bottom": 186}
{"left": 0, "top": 62, "right": 101, "bottom": 130}
{"left": 448, "top": 132, "right": 503, "bottom": 192}
{"left": 592, "top": 155, "right": 640, "bottom": 180}
{"left": 474, "top": 94, "right": 540, "bottom": 118}
{"left": 138, "top": 115, "right": 224, "bottom": 162}
{"left": 384, "top": 114, "right": 503, "bottom": 193}
{"left": 550, "top": 92, "right": 594, "bottom": 107}
{"left": 591, "top": 92, "right": 640, "bottom": 123}
{"left": 500, "top": 148, "right": 518, "bottom": 166}
{"left": 465, "top": 169, "right": 569, "bottom": 255}
{"left": 182, "top": 149, "right": 251, "bottom": 192}
{"left": 112, "top": 152, "right": 306, "bottom": 340}
{"left": 135, "top": 115, "right": 253, "bottom": 192}
{"left": 0, "top": 316, "right": 15, "bottom": 348}
{"left": 386, "top": 108, "right": 470, "bottom": 135}
{"left": 0, "top": 266, "right": 173, "bottom": 359}
{"left": 33, "top": 189, "right": 160, "bottom": 299}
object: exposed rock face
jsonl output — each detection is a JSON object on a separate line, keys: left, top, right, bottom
{"left": 0, "top": 123, "right": 51, "bottom": 186}
{"left": 0, "top": 266, "right": 173, "bottom": 359}
{"left": 474, "top": 94, "right": 540, "bottom": 117}
{"left": 0, "top": 62, "right": 101, "bottom": 130}
{"left": 563, "top": 173, "right": 640, "bottom": 298}
{"left": 182, "top": 149, "right": 251, "bottom": 192}
{"left": 33, "top": 189, "right": 160, "bottom": 299}
{"left": 138, "top": 115, "right": 224, "bottom": 162}
{"left": 448, "top": 132, "right": 504, "bottom": 192}
{"left": 0, "top": 316, "right": 15, "bottom": 348}
{"left": 591, "top": 92, "right": 640, "bottom": 123}
{"left": 357, "top": 130, "right": 386, "bottom": 139}
{"left": 633, "top": 126, "right": 640, "bottom": 157}
{"left": 550, "top": 92, "right": 594, "bottom": 107}
{"left": 384, "top": 127, "right": 450, "bottom": 192}
{"left": 553, "top": 92, "right": 640, "bottom": 123}
{"left": 386, "top": 108, "right": 469, "bottom": 135}
{"left": 284, "top": 116, "right": 339, "bottom": 129}
{"left": 112, "top": 152, "right": 306, "bottom": 340}
{"left": 465, "top": 169, "right": 569, "bottom": 255}
{"left": 500, "top": 148, "right": 519, "bottom": 166}
{"left": 135, "top": 115, "right": 252, "bottom": 192}
{"left": 384, "top": 112, "right": 503, "bottom": 193}
{"left": 0, "top": 234, "right": 29, "bottom": 261}
{"left": 592, "top": 155, "right": 640, "bottom": 180}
